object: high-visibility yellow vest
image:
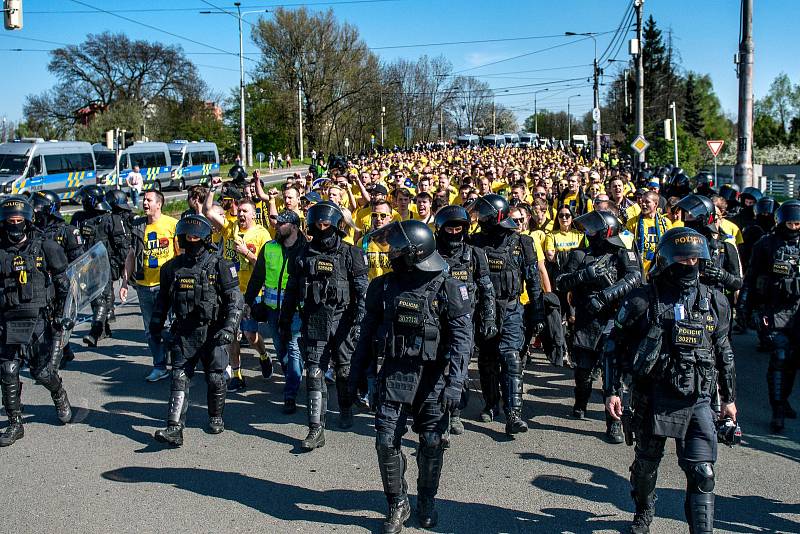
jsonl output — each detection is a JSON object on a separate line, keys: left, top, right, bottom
{"left": 262, "top": 241, "right": 289, "bottom": 309}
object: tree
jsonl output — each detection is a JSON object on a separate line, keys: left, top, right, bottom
{"left": 23, "top": 32, "right": 205, "bottom": 137}
{"left": 251, "top": 8, "right": 380, "bottom": 153}
{"left": 641, "top": 16, "right": 681, "bottom": 141}
{"left": 447, "top": 76, "right": 493, "bottom": 135}
{"left": 683, "top": 73, "right": 704, "bottom": 138}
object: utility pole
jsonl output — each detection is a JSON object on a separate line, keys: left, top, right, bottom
{"left": 235, "top": 2, "right": 247, "bottom": 167}
{"left": 492, "top": 103, "right": 496, "bottom": 134}
{"left": 298, "top": 80, "right": 304, "bottom": 162}
{"left": 634, "top": 0, "right": 645, "bottom": 166}
{"left": 592, "top": 47, "right": 601, "bottom": 161}
{"left": 669, "top": 101, "right": 679, "bottom": 166}
{"left": 735, "top": 0, "right": 754, "bottom": 189}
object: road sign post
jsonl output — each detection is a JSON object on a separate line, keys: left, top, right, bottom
{"left": 630, "top": 135, "right": 649, "bottom": 159}
{"left": 707, "top": 140, "right": 725, "bottom": 186}
{"left": 256, "top": 152, "right": 265, "bottom": 170}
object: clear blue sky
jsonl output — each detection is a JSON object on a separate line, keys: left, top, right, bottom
{"left": 1, "top": 0, "right": 798, "bottom": 128}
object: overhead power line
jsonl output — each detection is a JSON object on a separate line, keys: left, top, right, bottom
{"left": 28, "top": 0, "right": 399, "bottom": 14}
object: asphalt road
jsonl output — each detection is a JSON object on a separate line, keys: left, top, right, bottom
{"left": 2, "top": 295, "right": 799, "bottom": 533}
{"left": 59, "top": 164, "right": 308, "bottom": 215}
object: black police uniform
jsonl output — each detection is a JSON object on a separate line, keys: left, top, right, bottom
{"left": 150, "top": 216, "right": 243, "bottom": 446}
{"left": 740, "top": 200, "right": 800, "bottom": 432}
{"left": 737, "top": 197, "right": 777, "bottom": 272}
{"left": 0, "top": 198, "right": 72, "bottom": 447}
{"left": 556, "top": 211, "right": 641, "bottom": 440}
{"left": 350, "top": 220, "right": 473, "bottom": 533}
{"left": 280, "top": 202, "right": 369, "bottom": 449}
{"left": 434, "top": 206, "right": 496, "bottom": 436}
{"left": 605, "top": 227, "right": 736, "bottom": 534}
{"left": 32, "top": 191, "right": 84, "bottom": 367}
{"left": 72, "top": 186, "right": 132, "bottom": 345}
{"left": 468, "top": 195, "right": 542, "bottom": 436}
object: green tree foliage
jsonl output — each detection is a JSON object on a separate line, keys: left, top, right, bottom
{"left": 754, "top": 72, "right": 800, "bottom": 147}
{"left": 683, "top": 73, "right": 704, "bottom": 138}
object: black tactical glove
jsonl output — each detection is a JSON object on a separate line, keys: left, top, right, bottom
{"left": 587, "top": 294, "right": 606, "bottom": 314}
{"left": 54, "top": 316, "right": 74, "bottom": 331}
{"left": 578, "top": 261, "right": 610, "bottom": 284}
{"left": 703, "top": 264, "right": 733, "bottom": 286}
{"left": 214, "top": 327, "right": 235, "bottom": 346}
{"left": 441, "top": 384, "right": 462, "bottom": 413}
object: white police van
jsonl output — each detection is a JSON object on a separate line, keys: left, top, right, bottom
{"left": 95, "top": 142, "right": 172, "bottom": 191}
{"left": 481, "top": 134, "right": 507, "bottom": 147}
{"left": 0, "top": 139, "right": 96, "bottom": 201}
{"left": 456, "top": 134, "right": 480, "bottom": 148}
{"left": 519, "top": 132, "right": 540, "bottom": 148}
{"left": 167, "top": 140, "right": 220, "bottom": 190}
{"left": 503, "top": 133, "right": 520, "bottom": 147}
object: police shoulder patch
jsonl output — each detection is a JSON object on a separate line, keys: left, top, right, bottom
{"left": 458, "top": 284, "right": 469, "bottom": 301}
{"left": 627, "top": 251, "right": 637, "bottom": 262}
{"left": 229, "top": 266, "right": 238, "bottom": 278}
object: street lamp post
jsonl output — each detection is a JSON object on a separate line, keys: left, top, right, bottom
{"left": 565, "top": 32, "right": 601, "bottom": 160}
{"left": 567, "top": 93, "right": 581, "bottom": 142}
{"left": 533, "top": 88, "right": 549, "bottom": 135}
{"left": 200, "top": 4, "right": 269, "bottom": 167}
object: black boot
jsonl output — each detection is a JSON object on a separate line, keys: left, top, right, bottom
{"left": 59, "top": 344, "right": 75, "bottom": 370}
{"left": 416, "top": 433, "right": 444, "bottom": 529}
{"left": 336, "top": 376, "right": 353, "bottom": 429}
{"left": 155, "top": 371, "right": 188, "bottom": 447}
{"left": 505, "top": 410, "right": 529, "bottom": 435}
{"left": 0, "top": 362, "right": 24, "bottom": 446}
{"left": 606, "top": 413, "right": 624, "bottom": 444}
{"left": 207, "top": 372, "right": 226, "bottom": 434}
{"left": 630, "top": 497, "right": 655, "bottom": 534}
{"left": 685, "top": 493, "right": 714, "bottom": 534}
{"left": 378, "top": 445, "right": 409, "bottom": 534}
{"left": 82, "top": 321, "right": 106, "bottom": 347}
{"left": 479, "top": 404, "right": 496, "bottom": 422}
{"left": 573, "top": 368, "right": 593, "bottom": 419}
{"left": 630, "top": 458, "right": 658, "bottom": 534}
{"left": 51, "top": 388, "right": 72, "bottom": 424}
{"left": 770, "top": 405, "right": 785, "bottom": 434}
{"left": 302, "top": 367, "right": 327, "bottom": 450}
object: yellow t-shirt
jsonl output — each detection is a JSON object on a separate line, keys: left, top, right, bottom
{"left": 627, "top": 214, "right": 672, "bottom": 275}
{"left": 719, "top": 218, "right": 744, "bottom": 246}
{"left": 520, "top": 230, "right": 547, "bottom": 306}
{"left": 138, "top": 215, "right": 178, "bottom": 287}
{"left": 222, "top": 221, "right": 272, "bottom": 293}
{"left": 355, "top": 208, "right": 402, "bottom": 232}
{"left": 357, "top": 234, "right": 392, "bottom": 281}
{"left": 545, "top": 229, "right": 584, "bottom": 253}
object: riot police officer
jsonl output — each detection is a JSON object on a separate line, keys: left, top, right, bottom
{"left": 72, "top": 185, "right": 131, "bottom": 346}
{"left": 605, "top": 227, "right": 737, "bottom": 534}
{"left": 279, "top": 201, "right": 369, "bottom": 450}
{"left": 434, "top": 205, "right": 497, "bottom": 436}
{"left": 0, "top": 196, "right": 72, "bottom": 446}
{"left": 31, "top": 190, "right": 84, "bottom": 368}
{"left": 731, "top": 186, "right": 762, "bottom": 231}
{"left": 149, "top": 215, "right": 243, "bottom": 446}
{"left": 468, "top": 194, "right": 543, "bottom": 436}
{"left": 556, "top": 210, "right": 642, "bottom": 443}
{"left": 739, "top": 196, "right": 778, "bottom": 272}
{"left": 740, "top": 200, "right": 800, "bottom": 433}
{"left": 676, "top": 194, "right": 742, "bottom": 294}
{"left": 349, "top": 220, "right": 473, "bottom": 533}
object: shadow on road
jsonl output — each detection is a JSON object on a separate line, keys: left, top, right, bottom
{"left": 523, "top": 451, "right": 800, "bottom": 533}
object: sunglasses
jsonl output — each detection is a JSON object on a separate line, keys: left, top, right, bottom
{"left": 558, "top": 213, "right": 572, "bottom": 219}
{"left": 371, "top": 212, "right": 391, "bottom": 220}
{"left": 534, "top": 192, "right": 547, "bottom": 197}
{"left": 512, "top": 217, "right": 525, "bottom": 224}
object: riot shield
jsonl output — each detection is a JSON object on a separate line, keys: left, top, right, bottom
{"left": 63, "top": 242, "right": 111, "bottom": 324}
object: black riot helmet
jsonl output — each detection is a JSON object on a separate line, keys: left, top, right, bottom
{"left": 105, "top": 189, "right": 132, "bottom": 212}
{"left": 719, "top": 184, "right": 740, "bottom": 205}
{"left": 651, "top": 227, "right": 710, "bottom": 280}
{"left": 775, "top": 199, "right": 800, "bottom": 226}
{"left": 371, "top": 219, "right": 447, "bottom": 272}
{"left": 677, "top": 194, "right": 718, "bottom": 234}
{"left": 468, "top": 193, "right": 517, "bottom": 231}
{"left": 176, "top": 214, "right": 213, "bottom": 255}
{"left": 306, "top": 200, "right": 348, "bottom": 236}
{"left": 228, "top": 164, "right": 248, "bottom": 183}
{"left": 574, "top": 210, "right": 625, "bottom": 248}
{"left": 434, "top": 205, "right": 470, "bottom": 232}
{"left": 740, "top": 187, "right": 763, "bottom": 205}
{"left": 666, "top": 172, "right": 692, "bottom": 198}
{"left": 754, "top": 196, "right": 779, "bottom": 217}
{"left": 694, "top": 171, "right": 716, "bottom": 196}
{"left": 0, "top": 195, "right": 34, "bottom": 223}
{"left": 31, "top": 190, "right": 63, "bottom": 222}
{"left": 79, "top": 185, "right": 111, "bottom": 212}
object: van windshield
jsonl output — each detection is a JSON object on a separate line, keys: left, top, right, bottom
{"left": 0, "top": 154, "right": 28, "bottom": 175}
{"left": 170, "top": 151, "right": 184, "bottom": 166}
{"left": 94, "top": 151, "right": 116, "bottom": 169}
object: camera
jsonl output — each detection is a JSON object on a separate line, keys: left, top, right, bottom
{"left": 716, "top": 417, "right": 742, "bottom": 447}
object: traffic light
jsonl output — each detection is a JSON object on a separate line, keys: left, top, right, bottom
{"left": 105, "top": 130, "right": 115, "bottom": 150}
{"left": 4, "top": 0, "right": 23, "bottom": 30}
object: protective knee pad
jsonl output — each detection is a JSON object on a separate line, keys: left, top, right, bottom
{"left": 684, "top": 462, "right": 715, "bottom": 494}
{"left": 167, "top": 369, "right": 190, "bottom": 426}
{"left": 504, "top": 351, "right": 522, "bottom": 377}
{"left": 306, "top": 366, "right": 325, "bottom": 426}
{"left": 32, "top": 364, "right": 61, "bottom": 392}
{"left": 418, "top": 431, "right": 443, "bottom": 456}
{"left": 417, "top": 431, "right": 444, "bottom": 496}
{"left": 171, "top": 369, "right": 189, "bottom": 391}
{"left": 0, "top": 360, "right": 20, "bottom": 384}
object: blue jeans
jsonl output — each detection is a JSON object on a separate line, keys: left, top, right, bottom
{"left": 263, "top": 308, "right": 303, "bottom": 401}
{"left": 129, "top": 188, "right": 140, "bottom": 208}
{"left": 135, "top": 285, "right": 165, "bottom": 370}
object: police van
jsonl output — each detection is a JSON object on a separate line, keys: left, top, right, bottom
{"left": 96, "top": 142, "right": 172, "bottom": 191}
{"left": 0, "top": 139, "right": 96, "bottom": 201}
{"left": 481, "top": 134, "right": 507, "bottom": 147}
{"left": 519, "top": 132, "right": 540, "bottom": 148}
{"left": 503, "top": 133, "right": 520, "bottom": 147}
{"left": 167, "top": 141, "right": 220, "bottom": 190}
{"left": 456, "top": 134, "right": 480, "bottom": 148}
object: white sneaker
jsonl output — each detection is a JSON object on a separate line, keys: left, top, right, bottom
{"left": 145, "top": 368, "right": 170, "bottom": 382}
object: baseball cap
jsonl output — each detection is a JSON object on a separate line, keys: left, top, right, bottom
{"left": 371, "top": 183, "right": 388, "bottom": 195}
{"left": 275, "top": 210, "right": 301, "bottom": 226}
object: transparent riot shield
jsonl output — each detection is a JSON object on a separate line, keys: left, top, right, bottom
{"left": 63, "top": 242, "right": 111, "bottom": 324}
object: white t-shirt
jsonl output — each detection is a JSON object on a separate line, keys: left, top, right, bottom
{"left": 127, "top": 171, "right": 143, "bottom": 192}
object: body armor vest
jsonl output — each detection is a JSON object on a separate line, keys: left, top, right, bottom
{"left": 381, "top": 274, "right": 445, "bottom": 362}
{"left": 633, "top": 285, "right": 717, "bottom": 398}
{"left": 442, "top": 245, "right": 476, "bottom": 307}
{"left": 0, "top": 236, "right": 52, "bottom": 319}
{"left": 171, "top": 254, "right": 220, "bottom": 326}
{"left": 764, "top": 240, "right": 800, "bottom": 302}
{"left": 482, "top": 233, "right": 522, "bottom": 301}
{"left": 301, "top": 244, "right": 351, "bottom": 341}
